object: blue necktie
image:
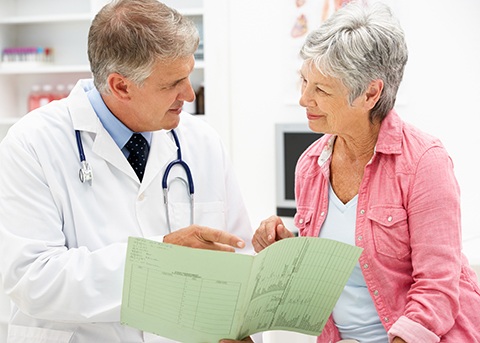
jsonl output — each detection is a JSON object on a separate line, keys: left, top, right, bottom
{"left": 125, "top": 133, "right": 149, "bottom": 181}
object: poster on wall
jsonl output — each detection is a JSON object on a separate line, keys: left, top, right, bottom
{"left": 285, "top": 0, "right": 357, "bottom": 104}
{"left": 285, "top": 0, "right": 407, "bottom": 106}
{"left": 291, "top": 0, "right": 355, "bottom": 40}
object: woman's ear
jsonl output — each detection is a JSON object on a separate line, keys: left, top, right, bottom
{"left": 107, "top": 73, "right": 131, "bottom": 101}
{"left": 364, "top": 79, "right": 384, "bottom": 110}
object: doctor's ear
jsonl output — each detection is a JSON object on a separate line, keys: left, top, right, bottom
{"left": 107, "top": 73, "right": 131, "bottom": 100}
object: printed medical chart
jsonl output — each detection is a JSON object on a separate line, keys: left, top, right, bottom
{"left": 121, "top": 236, "right": 362, "bottom": 343}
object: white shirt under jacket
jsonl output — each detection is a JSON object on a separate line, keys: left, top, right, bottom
{"left": 0, "top": 79, "right": 256, "bottom": 342}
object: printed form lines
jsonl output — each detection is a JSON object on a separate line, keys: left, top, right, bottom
{"left": 127, "top": 264, "right": 241, "bottom": 334}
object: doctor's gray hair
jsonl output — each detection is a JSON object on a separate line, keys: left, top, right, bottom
{"left": 300, "top": 1, "right": 408, "bottom": 123}
{"left": 88, "top": 0, "right": 199, "bottom": 94}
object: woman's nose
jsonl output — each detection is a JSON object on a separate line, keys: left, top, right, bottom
{"left": 299, "top": 87, "right": 315, "bottom": 108}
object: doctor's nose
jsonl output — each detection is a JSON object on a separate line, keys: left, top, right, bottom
{"left": 179, "top": 79, "right": 196, "bottom": 103}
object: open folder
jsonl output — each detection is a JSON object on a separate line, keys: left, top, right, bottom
{"left": 121, "top": 236, "right": 362, "bottom": 342}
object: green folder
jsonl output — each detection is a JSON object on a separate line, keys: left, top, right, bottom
{"left": 121, "top": 236, "right": 362, "bottom": 342}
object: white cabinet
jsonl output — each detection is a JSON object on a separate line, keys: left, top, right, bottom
{"left": 0, "top": 0, "right": 206, "bottom": 141}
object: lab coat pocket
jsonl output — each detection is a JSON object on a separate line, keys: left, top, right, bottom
{"left": 170, "top": 201, "right": 225, "bottom": 230}
{"left": 294, "top": 208, "right": 314, "bottom": 236}
{"left": 368, "top": 205, "right": 410, "bottom": 260}
{"left": 194, "top": 201, "right": 225, "bottom": 229}
{"left": 8, "top": 325, "right": 73, "bottom": 343}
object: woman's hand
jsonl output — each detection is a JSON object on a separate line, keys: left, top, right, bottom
{"left": 392, "top": 337, "right": 407, "bottom": 343}
{"left": 252, "top": 215, "right": 294, "bottom": 253}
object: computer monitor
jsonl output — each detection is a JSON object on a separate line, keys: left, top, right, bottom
{"left": 275, "top": 123, "right": 323, "bottom": 217}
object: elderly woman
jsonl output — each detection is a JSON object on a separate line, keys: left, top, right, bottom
{"left": 222, "top": 1, "right": 480, "bottom": 343}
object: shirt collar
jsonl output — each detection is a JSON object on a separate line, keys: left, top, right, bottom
{"left": 315, "top": 109, "right": 403, "bottom": 167}
{"left": 374, "top": 109, "right": 403, "bottom": 155}
{"left": 317, "top": 135, "right": 335, "bottom": 166}
{"left": 86, "top": 86, "right": 152, "bottom": 149}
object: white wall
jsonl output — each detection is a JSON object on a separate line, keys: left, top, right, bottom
{"left": 397, "top": 1, "right": 480, "bottom": 264}
{"left": 220, "top": 0, "right": 480, "bottom": 263}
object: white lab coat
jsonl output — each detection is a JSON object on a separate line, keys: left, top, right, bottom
{"left": 0, "top": 79, "right": 257, "bottom": 343}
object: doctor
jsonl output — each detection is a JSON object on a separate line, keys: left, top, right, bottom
{"left": 0, "top": 0, "right": 257, "bottom": 342}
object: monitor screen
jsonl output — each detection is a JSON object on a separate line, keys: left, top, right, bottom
{"left": 275, "top": 123, "right": 323, "bottom": 217}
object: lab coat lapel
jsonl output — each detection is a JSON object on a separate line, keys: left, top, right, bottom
{"left": 92, "top": 128, "right": 138, "bottom": 179}
{"left": 67, "top": 80, "right": 177, "bottom": 183}
{"left": 140, "top": 130, "right": 177, "bottom": 190}
{"left": 67, "top": 81, "right": 142, "bottom": 181}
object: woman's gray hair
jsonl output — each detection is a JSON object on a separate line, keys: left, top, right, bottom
{"left": 300, "top": 1, "right": 408, "bottom": 123}
{"left": 88, "top": 0, "right": 199, "bottom": 94}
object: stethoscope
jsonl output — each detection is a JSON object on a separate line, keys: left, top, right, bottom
{"left": 162, "top": 129, "right": 194, "bottom": 232}
{"left": 75, "top": 128, "right": 195, "bottom": 232}
{"left": 76, "top": 130, "right": 93, "bottom": 185}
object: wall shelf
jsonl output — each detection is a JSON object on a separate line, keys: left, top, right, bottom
{"left": 0, "top": 62, "right": 205, "bottom": 75}
{"left": 0, "top": 13, "right": 92, "bottom": 24}
{"left": 0, "top": 64, "right": 91, "bottom": 75}
{"left": 0, "top": 0, "right": 206, "bottom": 139}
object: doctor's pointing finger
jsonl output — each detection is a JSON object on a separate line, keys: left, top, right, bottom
{"left": 164, "top": 225, "right": 246, "bottom": 252}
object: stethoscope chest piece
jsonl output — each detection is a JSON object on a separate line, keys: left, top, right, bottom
{"left": 79, "top": 160, "right": 93, "bottom": 185}
{"left": 76, "top": 130, "right": 93, "bottom": 185}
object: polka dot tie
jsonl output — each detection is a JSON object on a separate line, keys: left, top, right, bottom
{"left": 125, "top": 133, "right": 149, "bottom": 181}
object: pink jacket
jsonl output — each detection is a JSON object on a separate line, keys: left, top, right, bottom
{"left": 293, "top": 110, "right": 480, "bottom": 343}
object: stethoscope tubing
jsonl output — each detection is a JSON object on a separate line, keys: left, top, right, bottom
{"left": 161, "top": 130, "right": 194, "bottom": 195}
{"left": 76, "top": 130, "right": 93, "bottom": 184}
{"left": 75, "top": 130, "right": 86, "bottom": 163}
{"left": 75, "top": 128, "right": 194, "bottom": 230}
{"left": 162, "top": 129, "right": 195, "bottom": 231}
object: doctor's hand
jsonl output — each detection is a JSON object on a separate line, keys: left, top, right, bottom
{"left": 164, "top": 225, "right": 245, "bottom": 252}
{"left": 252, "top": 215, "right": 294, "bottom": 253}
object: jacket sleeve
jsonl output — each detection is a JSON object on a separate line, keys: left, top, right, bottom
{"left": 393, "top": 145, "right": 461, "bottom": 340}
{"left": 0, "top": 131, "right": 126, "bottom": 323}
{"left": 388, "top": 316, "right": 440, "bottom": 342}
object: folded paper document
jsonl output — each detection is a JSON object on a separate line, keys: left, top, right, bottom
{"left": 121, "top": 236, "right": 362, "bottom": 342}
